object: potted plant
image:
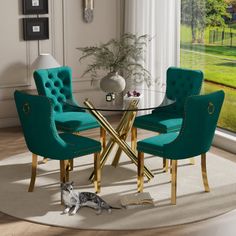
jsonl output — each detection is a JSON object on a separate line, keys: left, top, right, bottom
{"left": 77, "top": 33, "right": 152, "bottom": 94}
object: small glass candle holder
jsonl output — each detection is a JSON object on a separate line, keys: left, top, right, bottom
{"left": 106, "top": 93, "right": 116, "bottom": 102}
{"left": 106, "top": 93, "right": 112, "bottom": 102}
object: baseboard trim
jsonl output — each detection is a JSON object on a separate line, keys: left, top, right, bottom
{"left": 213, "top": 129, "right": 236, "bottom": 154}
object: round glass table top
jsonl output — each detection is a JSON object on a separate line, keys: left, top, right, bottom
{"left": 66, "top": 89, "right": 174, "bottom": 112}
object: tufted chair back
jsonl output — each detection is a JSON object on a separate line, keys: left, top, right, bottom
{"left": 34, "top": 66, "right": 82, "bottom": 113}
{"left": 154, "top": 67, "right": 203, "bottom": 115}
{"left": 14, "top": 90, "right": 67, "bottom": 158}
{"left": 166, "top": 67, "right": 203, "bottom": 114}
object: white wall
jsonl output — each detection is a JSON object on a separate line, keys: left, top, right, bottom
{"left": 0, "top": 0, "right": 123, "bottom": 127}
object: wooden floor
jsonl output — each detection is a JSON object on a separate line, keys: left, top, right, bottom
{"left": 0, "top": 117, "right": 236, "bottom": 236}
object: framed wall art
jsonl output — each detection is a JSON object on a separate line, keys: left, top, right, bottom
{"left": 22, "top": 0, "right": 48, "bottom": 15}
{"left": 23, "top": 17, "right": 49, "bottom": 40}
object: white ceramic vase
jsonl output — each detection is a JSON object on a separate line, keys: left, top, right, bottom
{"left": 100, "top": 72, "right": 126, "bottom": 93}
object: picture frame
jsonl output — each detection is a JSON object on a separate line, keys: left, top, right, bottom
{"left": 23, "top": 17, "right": 49, "bottom": 40}
{"left": 22, "top": 0, "right": 48, "bottom": 15}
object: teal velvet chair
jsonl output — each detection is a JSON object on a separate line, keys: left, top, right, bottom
{"left": 14, "top": 90, "right": 101, "bottom": 193}
{"left": 33, "top": 66, "right": 106, "bottom": 151}
{"left": 137, "top": 91, "right": 225, "bottom": 204}
{"left": 131, "top": 67, "right": 204, "bottom": 167}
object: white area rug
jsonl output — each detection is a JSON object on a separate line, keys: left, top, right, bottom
{"left": 0, "top": 150, "right": 236, "bottom": 230}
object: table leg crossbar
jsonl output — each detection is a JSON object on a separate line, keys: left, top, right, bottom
{"left": 84, "top": 99, "right": 154, "bottom": 181}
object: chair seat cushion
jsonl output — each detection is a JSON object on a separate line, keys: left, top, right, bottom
{"left": 137, "top": 132, "right": 178, "bottom": 157}
{"left": 59, "top": 133, "right": 101, "bottom": 158}
{"left": 54, "top": 112, "right": 100, "bottom": 132}
{"left": 133, "top": 113, "right": 183, "bottom": 133}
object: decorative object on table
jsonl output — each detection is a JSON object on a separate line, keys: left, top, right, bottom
{"left": 23, "top": 17, "right": 49, "bottom": 40}
{"left": 83, "top": 0, "right": 94, "bottom": 23}
{"left": 123, "top": 90, "right": 143, "bottom": 108}
{"left": 31, "top": 53, "right": 60, "bottom": 70}
{"left": 77, "top": 33, "right": 152, "bottom": 99}
{"left": 61, "top": 182, "right": 120, "bottom": 215}
{"left": 22, "top": 0, "right": 48, "bottom": 15}
{"left": 120, "top": 192, "right": 154, "bottom": 209}
{"left": 100, "top": 72, "right": 126, "bottom": 93}
{"left": 137, "top": 90, "right": 225, "bottom": 205}
{"left": 100, "top": 72, "right": 126, "bottom": 102}
{"left": 126, "top": 90, "right": 141, "bottom": 97}
{"left": 105, "top": 92, "right": 115, "bottom": 102}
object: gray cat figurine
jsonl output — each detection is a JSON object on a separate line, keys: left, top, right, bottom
{"left": 61, "top": 182, "right": 120, "bottom": 215}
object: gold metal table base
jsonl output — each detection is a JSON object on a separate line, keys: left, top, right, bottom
{"left": 84, "top": 99, "right": 154, "bottom": 181}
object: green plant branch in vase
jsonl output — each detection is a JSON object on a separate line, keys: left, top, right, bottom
{"left": 77, "top": 33, "right": 152, "bottom": 94}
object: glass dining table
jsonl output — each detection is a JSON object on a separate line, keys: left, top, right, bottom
{"left": 67, "top": 89, "right": 173, "bottom": 182}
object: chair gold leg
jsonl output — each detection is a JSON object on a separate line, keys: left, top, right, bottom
{"left": 60, "top": 160, "right": 66, "bottom": 183}
{"left": 60, "top": 160, "right": 70, "bottom": 205}
{"left": 131, "top": 127, "right": 137, "bottom": 152}
{"left": 164, "top": 159, "right": 169, "bottom": 172}
{"left": 94, "top": 152, "right": 101, "bottom": 193}
{"left": 163, "top": 158, "right": 166, "bottom": 169}
{"left": 190, "top": 158, "right": 195, "bottom": 165}
{"left": 201, "top": 153, "right": 210, "bottom": 192}
{"left": 171, "top": 160, "right": 177, "bottom": 205}
{"left": 68, "top": 159, "right": 74, "bottom": 171}
{"left": 138, "top": 152, "right": 144, "bottom": 192}
{"left": 65, "top": 160, "right": 70, "bottom": 182}
{"left": 89, "top": 139, "right": 117, "bottom": 181}
{"left": 100, "top": 127, "right": 106, "bottom": 151}
{"left": 170, "top": 160, "right": 173, "bottom": 174}
{"left": 28, "top": 153, "right": 38, "bottom": 192}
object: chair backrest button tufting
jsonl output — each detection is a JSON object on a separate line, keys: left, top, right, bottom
{"left": 54, "top": 81, "right": 60, "bottom": 87}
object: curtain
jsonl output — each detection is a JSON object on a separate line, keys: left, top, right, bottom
{"left": 124, "top": 0, "right": 180, "bottom": 110}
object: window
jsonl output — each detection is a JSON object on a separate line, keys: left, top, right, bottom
{"left": 180, "top": 0, "right": 236, "bottom": 133}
